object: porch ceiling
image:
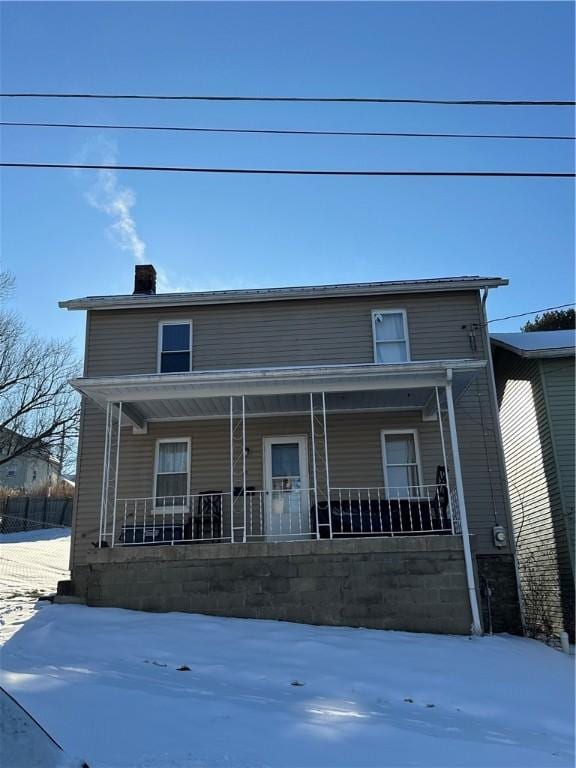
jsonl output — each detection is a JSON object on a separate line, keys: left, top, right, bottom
{"left": 70, "top": 360, "right": 484, "bottom": 426}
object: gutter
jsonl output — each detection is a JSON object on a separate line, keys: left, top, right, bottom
{"left": 59, "top": 277, "right": 509, "bottom": 311}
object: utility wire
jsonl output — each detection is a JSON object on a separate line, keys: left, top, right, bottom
{"left": 1, "top": 162, "right": 574, "bottom": 177}
{"left": 1, "top": 92, "right": 575, "bottom": 106}
{"left": 487, "top": 303, "right": 575, "bottom": 324}
{"left": 1, "top": 120, "right": 573, "bottom": 142}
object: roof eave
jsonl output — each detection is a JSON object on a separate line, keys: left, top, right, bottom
{"left": 491, "top": 338, "right": 575, "bottom": 358}
{"left": 59, "top": 277, "right": 509, "bottom": 311}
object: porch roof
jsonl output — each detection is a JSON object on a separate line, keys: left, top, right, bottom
{"left": 70, "top": 359, "right": 485, "bottom": 426}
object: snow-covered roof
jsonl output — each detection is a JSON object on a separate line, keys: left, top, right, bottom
{"left": 59, "top": 275, "right": 508, "bottom": 311}
{"left": 491, "top": 330, "right": 575, "bottom": 358}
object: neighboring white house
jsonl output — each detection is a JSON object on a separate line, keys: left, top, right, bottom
{"left": 0, "top": 431, "right": 60, "bottom": 492}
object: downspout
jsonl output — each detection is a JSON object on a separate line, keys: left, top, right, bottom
{"left": 480, "top": 287, "right": 526, "bottom": 633}
{"left": 445, "top": 369, "right": 482, "bottom": 634}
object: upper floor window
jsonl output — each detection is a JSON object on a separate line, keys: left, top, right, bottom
{"left": 372, "top": 310, "right": 410, "bottom": 363}
{"left": 158, "top": 321, "right": 192, "bottom": 373}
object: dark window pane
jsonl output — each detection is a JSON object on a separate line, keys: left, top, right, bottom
{"left": 271, "top": 443, "right": 300, "bottom": 477}
{"left": 161, "top": 351, "right": 190, "bottom": 373}
{"left": 156, "top": 473, "right": 188, "bottom": 505}
{"left": 162, "top": 323, "right": 190, "bottom": 352}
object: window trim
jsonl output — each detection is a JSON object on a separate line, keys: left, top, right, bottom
{"left": 371, "top": 309, "right": 410, "bottom": 364}
{"left": 157, "top": 319, "right": 193, "bottom": 374}
{"left": 153, "top": 437, "right": 191, "bottom": 513}
{"left": 380, "top": 428, "right": 423, "bottom": 499}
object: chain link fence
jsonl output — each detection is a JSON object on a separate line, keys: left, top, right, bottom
{"left": 0, "top": 513, "right": 71, "bottom": 599}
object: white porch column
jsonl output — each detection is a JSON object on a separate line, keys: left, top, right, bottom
{"left": 435, "top": 386, "right": 455, "bottom": 533}
{"left": 309, "top": 392, "right": 332, "bottom": 539}
{"left": 110, "top": 402, "right": 123, "bottom": 547}
{"left": 98, "top": 401, "right": 113, "bottom": 547}
{"left": 99, "top": 401, "right": 122, "bottom": 547}
{"left": 309, "top": 394, "right": 320, "bottom": 540}
{"left": 229, "top": 395, "right": 246, "bottom": 543}
{"left": 445, "top": 372, "right": 482, "bottom": 634}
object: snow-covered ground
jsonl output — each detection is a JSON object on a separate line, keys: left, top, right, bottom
{"left": 0, "top": 527, "right": 71, "bottom": 598}
{"left": 1, "top": 602, "right": 574, "bottom": 768}
{"left": 0, "top": 526, "right": 71, "bottom": 646}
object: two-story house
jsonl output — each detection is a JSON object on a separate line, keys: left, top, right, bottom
{"left": 57, "top": 265, "right": 522, "bottom": 635}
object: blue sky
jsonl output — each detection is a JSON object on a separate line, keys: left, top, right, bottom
{"left": 1, "top": 1, "right": 574, "bottom": 354}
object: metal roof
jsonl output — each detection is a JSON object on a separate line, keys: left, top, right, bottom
{"left": 59, "top": 275, "right": 508, "bottom": 311}
{"left": 491, "top": 330, "right": 575, "bottom": 358}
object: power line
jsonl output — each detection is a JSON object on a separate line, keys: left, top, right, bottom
{"left": 487, "top": 303, "right": 575, "bottom": 324}
{"left": 1, "top": 162, "right": 574, "bottom": 177}
{"left": 466, "top": 303, "right": 576, "bottom": 330}
{"left": 1, "top": 92, "right": 575, "bottom": 106}
{"left": 1, "top": 120, "right": 573, "bottom": 142}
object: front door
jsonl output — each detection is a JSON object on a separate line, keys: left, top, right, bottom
{"left": 263, "top": 436, "right": 310, "bottom": 541}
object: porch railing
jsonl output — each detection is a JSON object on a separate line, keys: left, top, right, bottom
{"left": 106, "top": 483, "right": 458, "bottom": 547}
{"left": 329, "top": 486, "right": 457, "bottom": 537}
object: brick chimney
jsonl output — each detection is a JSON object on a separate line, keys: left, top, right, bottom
{"left": 133, "top": 264, "right": 156, "bottom": 295}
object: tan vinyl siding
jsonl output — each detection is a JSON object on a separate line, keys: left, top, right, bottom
{"left": 494, "top": 349, "right": 573, "bottom": 636}
{"left": 71, "top": 288, "right": 511, "bottom": 571}
{"left": 72, "top": 391, "right": 507, "bottom": 567}
{"left": 452, "top": 368, "right": 510, "bottom": 553}
{"left": 540, "top": 358, "right": 575, "bottom": 562}
{"left": 72, "top": 405, "right": 454, "bottom": 566}
{"left": 85, "top": 291, "right": 482, "bottom": 376}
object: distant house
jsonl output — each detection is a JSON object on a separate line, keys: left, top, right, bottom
{"left": 0, "top": 430, "right": 60, "bottom": 492}
{"left": 491, "top": 330, "right": 575, "bottom": 641}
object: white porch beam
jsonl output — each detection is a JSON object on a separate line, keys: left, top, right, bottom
{"left": 122, "top": 402, "right": 148, "bottom": 433}
{"left": 71, "top": 359, "right": 487, "bottom": 408}
{"left": 421, "top": 391, "right": 438, "bottom": 421}
{"left": 445, "top": 371, "right": 482, "bottom": 634}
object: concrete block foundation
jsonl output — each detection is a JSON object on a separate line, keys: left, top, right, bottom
{"left": 67, "top": 536, "right": 475, "bottom": 634}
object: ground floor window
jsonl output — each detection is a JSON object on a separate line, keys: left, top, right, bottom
{"left": 381, "top": 430, "right": 422, "bottom": 497}
{"left": 154, "top": 438, "right": 190, "bottom": 508}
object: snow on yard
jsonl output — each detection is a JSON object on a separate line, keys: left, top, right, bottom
{"left": 0, "top": 526, "right": 71, "bottom": 646}
{"left": 0, "top": 602, "right": 573, "bottom": 768}
{"left": 0, "top": 527, "right": 71, "bottom": 598}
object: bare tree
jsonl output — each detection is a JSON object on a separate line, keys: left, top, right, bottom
{"left": 0, "top": 270, "right": 80, "bottom": 470}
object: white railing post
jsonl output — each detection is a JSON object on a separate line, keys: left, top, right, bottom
{"left": 445, "top": 372, "right": 482, "bottom": 634}
{"left": 435, "top": 386, "right": 455, "bottom": 534}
